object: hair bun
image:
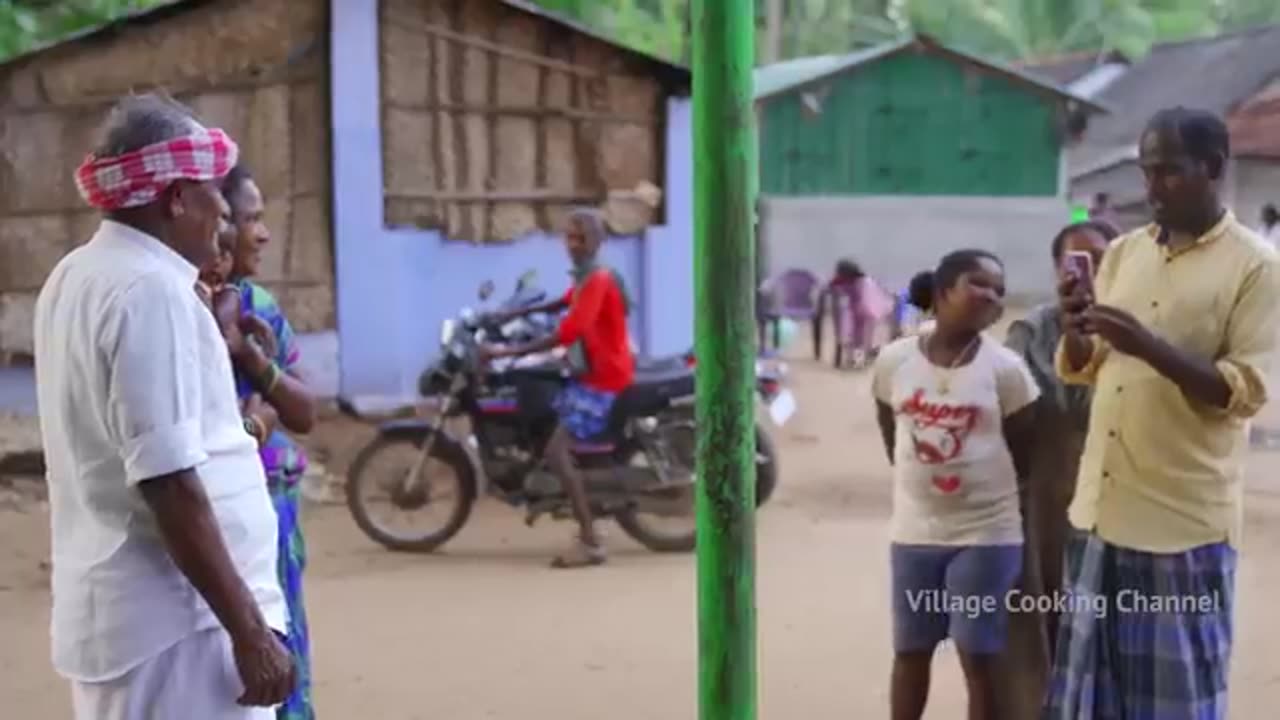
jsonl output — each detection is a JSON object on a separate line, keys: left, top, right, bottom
{"left": 907, "top": 271, "right": 934, "bottom": 312}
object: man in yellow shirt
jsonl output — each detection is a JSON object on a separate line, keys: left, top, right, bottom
{"left": 1044, "top": 107, "right": 1280, "bottom": 719}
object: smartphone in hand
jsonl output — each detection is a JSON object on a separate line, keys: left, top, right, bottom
{"left": 1063, "top": 250, "right": 1094, "bottom": 294}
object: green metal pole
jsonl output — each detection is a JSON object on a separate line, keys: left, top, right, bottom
{"left": 692, "top": 2, "right": 757, "bottom": 720}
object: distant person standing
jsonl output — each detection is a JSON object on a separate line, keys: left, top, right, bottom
{"left": 1046, "top": 107, "right": 1280, "bottom": 719}
{"left": 828, "top": 259, "right": 893, "bottom": 369}
{"left": 1259, "top": 202, "right": 1279, "bottom": 247}
{"left": 1087, "top": 191, "right": 1120, "bottom": 231}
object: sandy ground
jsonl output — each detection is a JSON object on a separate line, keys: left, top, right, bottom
{"left": 3, "top": 334, "right": 1280, "bottom": 718}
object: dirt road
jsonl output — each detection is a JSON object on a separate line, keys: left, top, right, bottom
{"left": 3, "top": 343, "right": 1279, "bottom": 718}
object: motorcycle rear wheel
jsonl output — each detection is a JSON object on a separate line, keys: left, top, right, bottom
{"left": 614, "top": 423, "right": 779, "bottom": 553}
{"left": 345, "top": 431, "right": 477, "bottom": 553}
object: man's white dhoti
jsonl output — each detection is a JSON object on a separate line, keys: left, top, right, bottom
{"left": 70, "top": 628, "right": 274, "bottom": 720}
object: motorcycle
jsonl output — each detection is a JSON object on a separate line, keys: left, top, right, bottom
{"left": 344, "top": 270, "right": 795, "bottom": 554}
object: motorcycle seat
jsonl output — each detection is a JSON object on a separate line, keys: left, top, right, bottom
{"left": 569, "top": 368, "right": 695, "bottom": 455}
{"left": 632, "top": 362, "right": 694, "bottom": 385}
{"left": 614, "top": 367, "right": 694, "bottom": 422}
{"left": 634, "top": 352, "right": 690, "bottom": 374}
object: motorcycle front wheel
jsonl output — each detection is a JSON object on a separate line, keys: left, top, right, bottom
{"left": 614, "top": 423, "right": 779, "bottom": 553}
{"left": 345, "top": 430, "right": 478, "bottom": 553}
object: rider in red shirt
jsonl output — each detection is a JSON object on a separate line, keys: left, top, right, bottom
{"left": 481, "top": 208, "right": 635, "bottom": 567}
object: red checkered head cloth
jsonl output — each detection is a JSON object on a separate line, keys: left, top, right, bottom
{"left": 73, "top": 126, "right": 239, "bottom": 210}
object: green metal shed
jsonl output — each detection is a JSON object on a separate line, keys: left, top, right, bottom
{"left": 753, "top": 35, "right": 1106, "bottom": 198}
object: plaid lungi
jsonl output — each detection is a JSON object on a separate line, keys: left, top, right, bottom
{"left": 1042, "top": 529, "right": 1236, "bottom": 720}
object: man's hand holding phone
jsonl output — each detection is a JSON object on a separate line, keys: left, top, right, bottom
{"left": 1054, "top": 249, "right": 1095, "bottom": 340}
{"left": 1058, "top": 250, "right": 1095, "bottom": 336}
{"left": 1056, "top": 250, "right": 1103, "bottom": 373}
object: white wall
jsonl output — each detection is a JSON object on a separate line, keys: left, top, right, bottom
{"left": 760, "top": 195, "right": 1072, "bottom": 303}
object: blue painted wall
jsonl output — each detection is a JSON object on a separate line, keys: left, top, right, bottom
{"left": 329, "top": 0, "right": 694, "bottom": 404}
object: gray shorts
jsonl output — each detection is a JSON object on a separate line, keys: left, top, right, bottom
{"left": 890, "top": 542, "right": 1023, "bottom": 655}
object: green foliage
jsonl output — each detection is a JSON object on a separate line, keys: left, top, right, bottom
{"left": 0, "top": 2, "right": 40, "bottom": 60}
{"left": 1, "top": 0, "right": 1278, "bottom": 67}
{"left": 896, "top": 0, "right": 1165, "bottom": 60}
{"left": 0, "top": 0, "right": 170, "bottom": 62}
{"left": 535, "top": 0, "right": 1280, "bottom": 66}
{"left": 577, "top": 0, "right": 679, "bottom": 61}
{"left": 554, "top": 0, "right": 688, "bottom": 62}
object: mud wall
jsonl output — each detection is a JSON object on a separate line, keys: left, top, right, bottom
{"left": 379, "top": 0, "right": 668, "bottom": 242}
{"left": 0, "top": 0, "right": 334, "bottom": 357}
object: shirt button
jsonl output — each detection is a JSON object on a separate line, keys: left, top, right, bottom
{"left": 1151, "top": 301, "right": 1159, "bottom": 308}
{"left": 1108, "top": 430, "right": 1117, "bottom": 438}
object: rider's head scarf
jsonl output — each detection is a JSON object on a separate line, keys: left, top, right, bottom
{"left": 74, "top": 126, "right": 239, "bottom": 211}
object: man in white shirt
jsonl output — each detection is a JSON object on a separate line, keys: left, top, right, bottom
{"left": 33, "top": 93, "right": 294, "bottom": 719}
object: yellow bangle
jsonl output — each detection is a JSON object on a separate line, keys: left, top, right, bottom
{"left": 259, "top": 362, "right": 282, "bottom": 394}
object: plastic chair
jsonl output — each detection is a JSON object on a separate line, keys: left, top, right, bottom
{"left": 758, "top": 269, "right": 822, "bottom": 358}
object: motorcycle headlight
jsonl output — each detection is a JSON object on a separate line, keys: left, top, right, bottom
{"left": 439, "top": 318, "right": 456, "bottom": 346}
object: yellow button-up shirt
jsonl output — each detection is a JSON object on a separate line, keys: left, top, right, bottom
{"left": 1054, "top": 211, "right": 1280, "bottom": 553}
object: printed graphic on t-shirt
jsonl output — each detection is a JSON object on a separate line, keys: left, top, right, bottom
{"left": 898, "top": 388, "right": 979, "bottom": 494}
{"left": 872, "top": 336, "right": 1037, "bottom": 545}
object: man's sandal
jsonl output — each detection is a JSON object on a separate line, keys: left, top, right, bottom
{"left": 550, "top": 537, "right": 607, "bottom": 569}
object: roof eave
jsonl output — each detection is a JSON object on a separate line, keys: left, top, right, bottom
{"left": 1069, "top": 145, "right": 1140, "bottom": 181}
{"left": 753, "top": 34, "right": 1110, "bottom": 115}
{"left": 912, "top": 34, "right": 1110, "bottom": 114}
{"left": 752, "top": 37, "right": 915, "bottom": 104}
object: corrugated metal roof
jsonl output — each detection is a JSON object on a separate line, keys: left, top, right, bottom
{"left": 753, "top": 34, "right": 1106, "bottom": 113}
{"left": 1068, "top": 24, "right": 1280, "bottom": 176}
{"left": 753, "top": 39, "right": 912, "bottom": 102}
{"left": 752, "top": 44, "right": 903, "bottom": 100}
{"left": 752, "top": 54, "right": 842, "bottom": 99}
{"left": 1016, "top": 49, "right": 1130, "bottom": 86}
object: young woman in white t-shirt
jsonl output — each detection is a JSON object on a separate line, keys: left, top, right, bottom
{"left": 871, "top": 249, "right": 1039, "bottom": 720}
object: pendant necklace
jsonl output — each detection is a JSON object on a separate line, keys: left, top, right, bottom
{"left": 927, "top": 332, "right": 980, "bottom": 395}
